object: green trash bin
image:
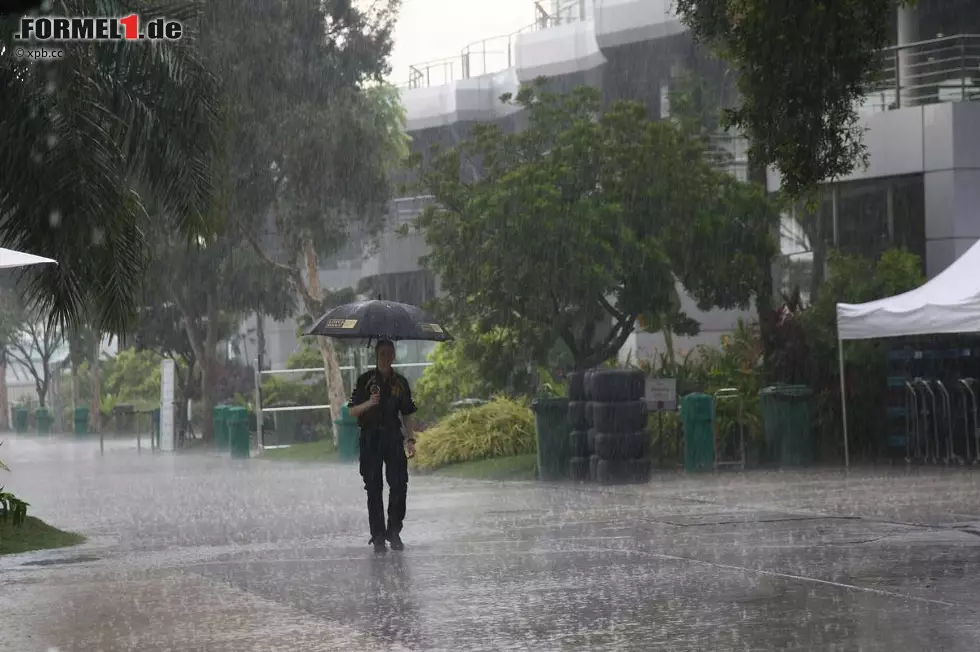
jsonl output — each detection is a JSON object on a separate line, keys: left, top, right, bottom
{"left": 74, "top": 407, "right": 89, "bottom": 436}
{"left": 681, "top": 393, "right": 715, "bottom": 472}
{"left": 759, "top": 385, "right": 815, "bottom": 467}
{"left": 13, "top": 406, "right": 29, "bottom": 433}
{"left": 334, "top": 404, "right": 359, "bottom": 463}
{"left": 35, "top": 407, "right": 52, "bottom": 435}
{"left": 213, "top": 405, "right": 230, "bottom": 450}
{"left": 531, "top": 397, "right": 570, "bottom": 482}
{"left": 152, "top": 408, "right": 161, "bottom": 448}
{"left": 227, "top": 406, "right": 250, "bottom": 459}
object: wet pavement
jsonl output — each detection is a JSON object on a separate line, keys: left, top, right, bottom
{"left": 2, "top": 435, "right": 980, "bottom": 651}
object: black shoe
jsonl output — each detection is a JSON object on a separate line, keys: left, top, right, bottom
{"left": 369, "top": 537, "right": 387, "bottom": 553}
{"left": 387, "top": 533, "right": 404, "bottom": 551}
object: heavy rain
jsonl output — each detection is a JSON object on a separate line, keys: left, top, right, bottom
{"left": 2, "top": 0, "right": 980, "bottom": 650}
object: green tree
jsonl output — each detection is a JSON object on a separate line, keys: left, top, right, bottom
{"left": 66, "top": 324, "right": 100, "bottom": 414}
{"left": 802, "top": 248, "right": 924, "bottom": 459}
{"left": 673, "top": 0, "right": 907, "bottom": 196}
{"left": 134, "top": 225, "right": 294, "bottom": 441}
{"left": 5, "top": 302, "right": 64, "bottom": 408}
{"left": 0, "top": 0, "right": 220, "bottom": 333}
{"left": 0, "top": 279, "right": 27, "bottom": 429}
{"left": 101, "top": 348, "right": 164, "bottom": 410}
{"left": 200, "top": 0, "right": 404, "bottom": 438}
{"left": 409, "top": 81, "right": 778, "bottom": 370}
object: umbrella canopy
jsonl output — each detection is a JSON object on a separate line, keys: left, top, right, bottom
{"left": 0, "top": 247, "right": 57, "bottom": 269}
{"left": 305, "top": 299, "right": 453, "bottom": 343}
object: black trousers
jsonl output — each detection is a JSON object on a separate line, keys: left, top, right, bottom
{"left": 359, "top": 427, "right": 409, "bottom": 539}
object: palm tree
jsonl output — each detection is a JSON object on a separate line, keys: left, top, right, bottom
{"left": 0, "top": 1, "right": 220, "bottom": 335}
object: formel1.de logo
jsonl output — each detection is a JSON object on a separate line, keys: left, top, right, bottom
{"left": 15, "top": 15, "right": 183, "bottom": 41}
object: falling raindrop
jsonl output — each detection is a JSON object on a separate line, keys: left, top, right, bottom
{"left": 92, "top": 227, "right": 105, "bottom": 245}
{"left": 49, "top": 210, "right": 61, "bottom": 228}
{"left": 46, "top": 133, "right": 58, "bottom": 149}
{"left": 45, "top": 80, "right": 56, "bottom": 94}
{"left": 40, "top": 0, "right": 53, "bottom": 11}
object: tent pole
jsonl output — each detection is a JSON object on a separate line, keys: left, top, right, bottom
{"left": 838, "top": 337, "right": 850, "bottom": 469}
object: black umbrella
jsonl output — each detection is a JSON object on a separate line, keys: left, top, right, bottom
{"left": 305, "top": 299, "right": 453, "bottom": 343}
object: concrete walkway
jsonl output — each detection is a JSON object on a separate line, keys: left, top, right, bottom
{"left": 1, "top": 434, "right": 979, "bottom": 651}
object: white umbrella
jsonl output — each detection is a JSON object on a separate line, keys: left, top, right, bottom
{"left": 0, "top": 247, "right": 57, "bottom": 269}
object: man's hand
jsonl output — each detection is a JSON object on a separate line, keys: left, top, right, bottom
{"left": 405, "top": 439, "right": 416, "bottom": 458}
{"left": 350, "top": 391, "right": 380, "bottom": 417}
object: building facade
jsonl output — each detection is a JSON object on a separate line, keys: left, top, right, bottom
{"left": 250, "top": 0, "right": 980, "bottom": 371}
{"left": 777, "top": 2, "right": 980, "bottom": 303}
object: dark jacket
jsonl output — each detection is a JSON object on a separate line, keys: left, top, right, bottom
{"left": 348, "top": 369, "right": 417, "bottom": 433}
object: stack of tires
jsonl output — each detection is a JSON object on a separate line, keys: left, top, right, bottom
{"left": 567, "top": 371, "right": 590, "bottom": 481}
{"left": 582, "top": 368, "right": 651, "bottom": 484}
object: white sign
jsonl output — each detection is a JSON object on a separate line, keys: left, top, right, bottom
{"left": 159, "top": 359, "right": 175, "bottom": 452}
{"left": 645, "top": 377, "right": 677, "bottom": 410}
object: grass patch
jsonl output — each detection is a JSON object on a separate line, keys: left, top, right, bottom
{"left": 0, "top": 516, "right": 85, "bottom": 556}
{"left": 429, "top": 454, "right": 538, "bottom": 481}
{"left": 261, "top": 438, "right": 339, "bottom": 463}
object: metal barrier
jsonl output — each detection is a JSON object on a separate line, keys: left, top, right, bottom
{"left": 906, "top": 378, "right": 941, "bottom": 464}
{"left": 902, "top": 377, "right": 980, "bottom": 465}
{"left": 255, "top": 362, "right": 433, "bottom": 450}
{"left": 957, "top": 378, "right": 979, "bottom": 464}
{"left": 904, "top": 380, "right": 922, "bottom": 463}
{"left": 713, "top": 388, "right": 746, "bottom": 470}
{"left": 99, "top": 409, "right": 161, "bottom": 456}
{"left": 935, "top": 380, "right": 958, "bottom": 465}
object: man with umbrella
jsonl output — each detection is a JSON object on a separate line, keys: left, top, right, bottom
{"left": 308, "top": 298, "right": 452, "bottom": 553}
{"left": 348, "top": 339, "right": 418, "bottom": 553}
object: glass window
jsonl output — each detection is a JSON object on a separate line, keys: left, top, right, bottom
{"left": 890, "top": 175, "right": 926, "bottom": 265}
{"left": 830, "top": 173, "right": 925, "bottom": 265}
{"left": 836, "top": 179, "right": 890, "bottom": 258}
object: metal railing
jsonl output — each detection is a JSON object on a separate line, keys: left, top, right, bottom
{"left": 533, "top": 0, "right": 590, "bottom": 31}
{"left": 404, "top": 31, "right": 527, "bottom": 89}
{"left": 860, "top": 34, "right": 980, "bottom": 115}
{"left": 255, "top": 362, "right": 434, "bottom": 449}
{"left": 402, "top": 1, "right": 592, "bottom": 89}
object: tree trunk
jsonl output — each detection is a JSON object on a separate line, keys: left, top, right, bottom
{"left": 302, "top": 238, "right": 346, "bottom": 444}
{"left": 748, "top": 155, "right": 778, "bottom": 382}
{"left": 89, "top": 336, "right": 101, "bottom": 432}
{"left": 36, "top": 366, "right": 47, "bottom": 408}
{"left": 0, "top": 355, "right": 9, "bottom": 431}
{"left": 255, "top": 311, "right": 266, "bottom": 371}
{"left": 200, "top": 290, "right": 218, "bottom": 443}
{"left": 70, "top": 362, "right": 80, "bottom": 411}
{"left": 175, "top": 369, "right": 189, "bottom": 443}
{"left": 662, "top": 325, "right": 676, "bottom": 368}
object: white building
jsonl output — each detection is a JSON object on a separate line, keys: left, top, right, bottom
{"left": 248, "top": 0, "right": 980, "bottom": 370}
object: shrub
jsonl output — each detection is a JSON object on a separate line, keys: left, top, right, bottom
{"left": 413, "top": 341, "right": 491, "bottom": 425}
{"left": 0, "top": 442, "right": 27, "bottom": 527}
{"left": 413, "top": 396, "right": 536, "bottom": 471}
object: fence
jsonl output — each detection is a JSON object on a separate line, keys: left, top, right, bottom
{"left": 255, "top": 361, "right": 433, "bottom": 449}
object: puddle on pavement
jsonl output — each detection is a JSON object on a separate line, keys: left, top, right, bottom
{"left": 19, "top": 554, "right": 101, "bottom": 567}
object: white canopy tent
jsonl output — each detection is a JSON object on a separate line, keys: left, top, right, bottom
{"left": 835, "top": 238, "right": 980, "bottom": 468}
{"left": 0, "top": 247, "right": 57, "bottom": 269}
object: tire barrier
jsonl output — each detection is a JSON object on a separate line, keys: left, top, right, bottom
{"left": 579, "top": 369, "right": 652, "bottom": 485}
